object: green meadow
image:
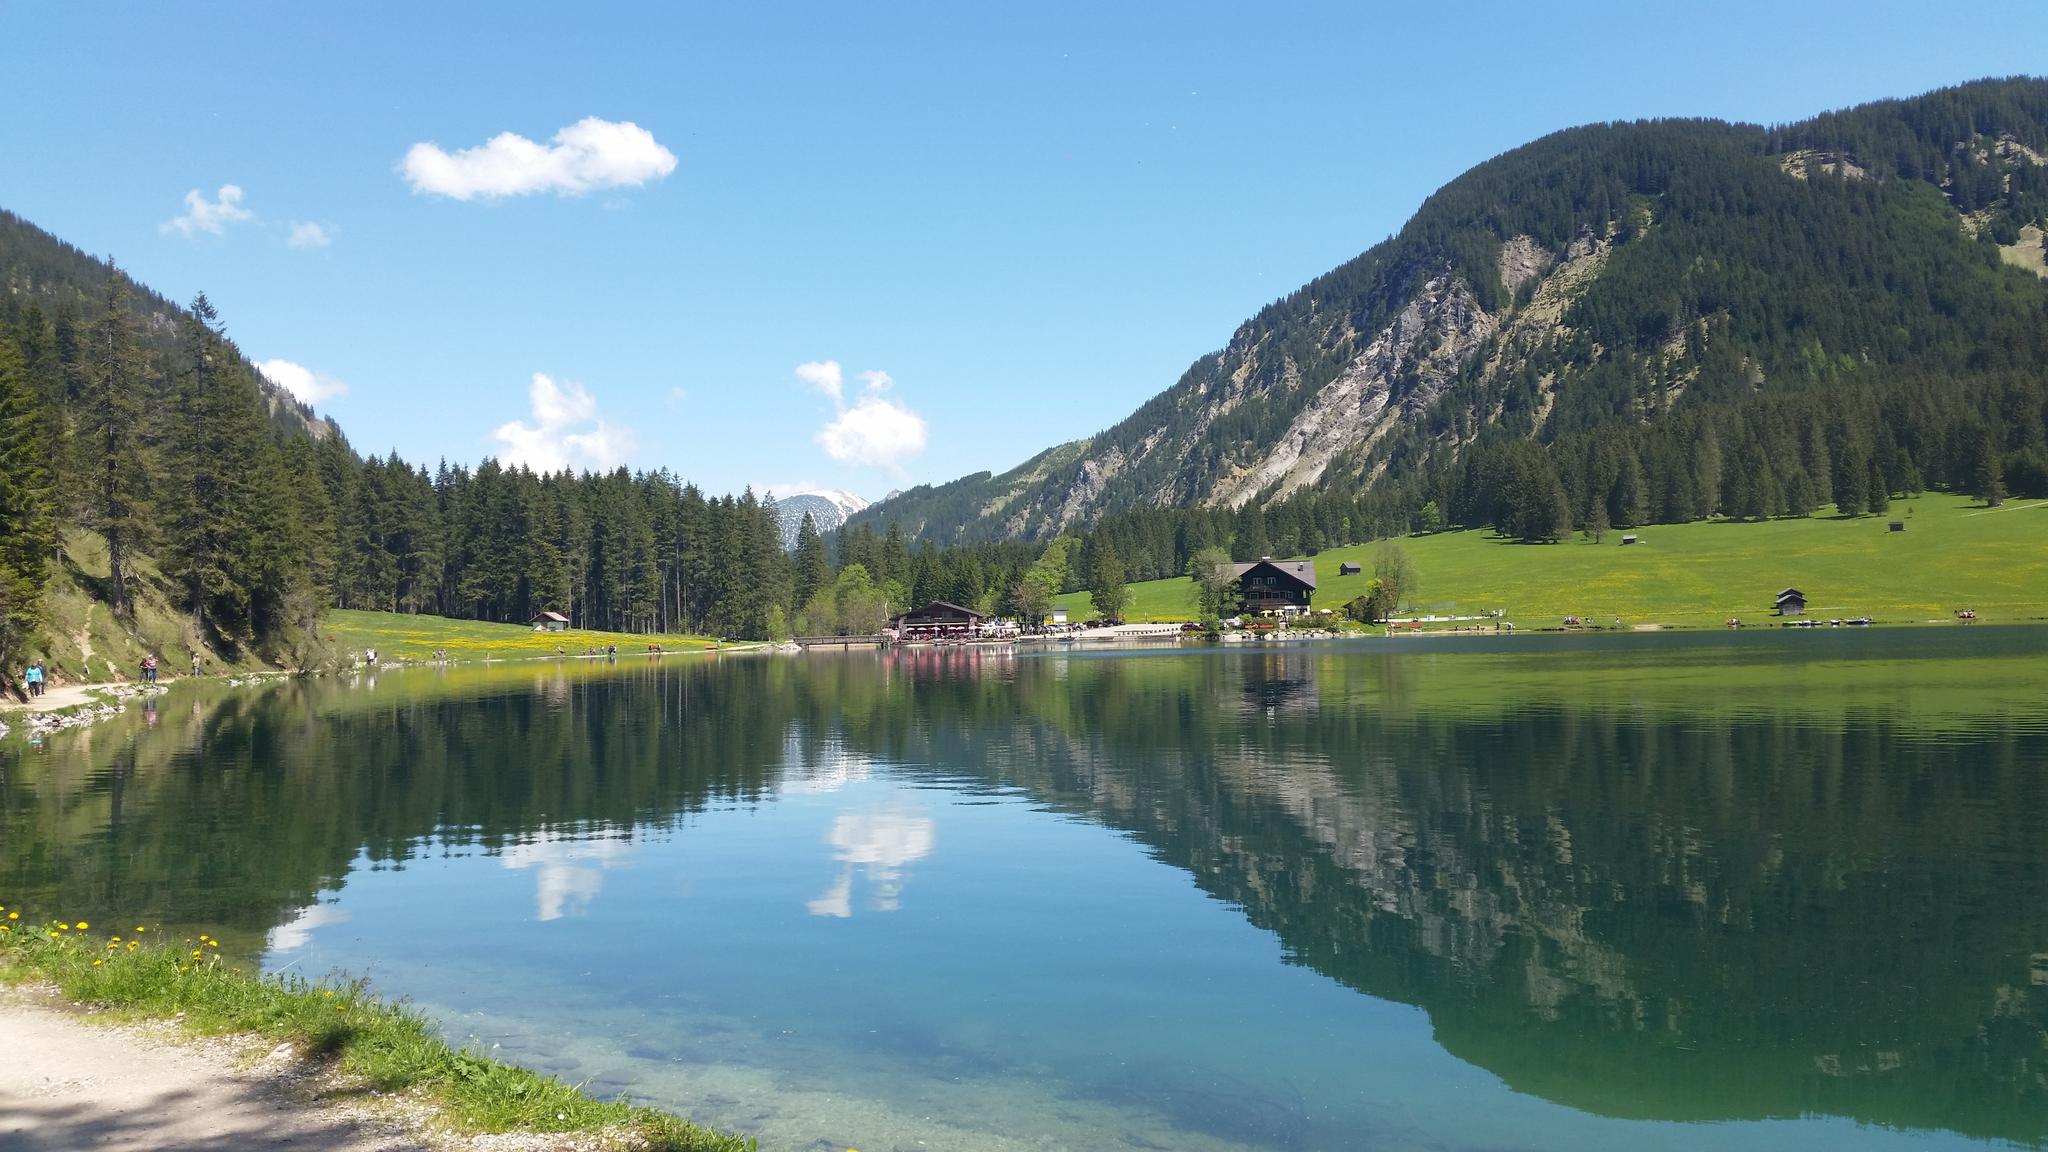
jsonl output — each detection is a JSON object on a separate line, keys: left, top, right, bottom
{"left": 1056, "top": 493, "right": 2048, "bottom": 628}
{"left": 323, "top": 608, "right": 720, "bottom": 663}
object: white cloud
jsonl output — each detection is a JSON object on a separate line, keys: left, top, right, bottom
{"left": 492, "top": 372, "right": 638, "bottom": 474}
{"left": 795, "top": 359, "right": 844, "bottom": 404}
{"left": 287, "top": 221, "right": 333, "bottom": 249}
{"left": 256, "top": 359, "right": 349, "bottom": 405}
{"left": 162, "top": 184, "right": 254, "bottom": 237}
{"left": 401, "top": 117, "right": 678, "bottom": 200}
{"left": 802, "top": 361, "right": 928, "bottom": 469}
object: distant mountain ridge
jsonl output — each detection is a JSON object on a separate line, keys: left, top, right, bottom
{"left": 773, "top": 489, "right": 870, "bottom": 548}
{"left": 852, "top": 77, "right": 2048, "bottom": 543}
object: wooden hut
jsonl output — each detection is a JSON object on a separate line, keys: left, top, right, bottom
{"left": 529, "top": 610, "right": 570, "bottom": 632}
{"left": 891, "top": 601, "right": 986, "bottom": 640}
{"left": 1774, "top": 588, "right": 1807, "bottom": 616}
{"left": 1338, "top": 562, "right": 1363, "bottom": 576}
{"left": 1222, "top": 558, "right": 1318, "bottom": 613}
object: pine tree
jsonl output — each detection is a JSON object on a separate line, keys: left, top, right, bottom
{"left": 1866, "top": 457, "right": 1890, "bottom": 515}
{"left": 162, "top": 294, "right": 275, "bottom": 642}
{"left": 1970, "top": 426, "right": 2006, "bottom": 506}
{"left": 79, "top": 270, "right": 151, "bottom": 614}
{"left": 792, "top": 512, "right": 830, "bottom": 610}
{"left": 1832, "top": 440, "right": 1868, "bottom": 517}
{"left": 0, "top": 342, "right": 53, "bottom": 683}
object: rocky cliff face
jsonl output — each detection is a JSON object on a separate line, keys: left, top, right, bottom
{"left": 857, "top": 78, "right": 2048, "bottom": 544}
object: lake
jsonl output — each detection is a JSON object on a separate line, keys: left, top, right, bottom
{"left": 4, "top": 628, "right": 2046, "bottom": 1150}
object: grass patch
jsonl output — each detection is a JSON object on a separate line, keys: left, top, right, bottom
{"left": 1057, "top": 493, "right": 2048, "bottom": 627}
{"left": 324, "top": 609, "right": 722, "bottom": 664}
{"left": 0, "top": 906, "right": 752, "bottom": 1151}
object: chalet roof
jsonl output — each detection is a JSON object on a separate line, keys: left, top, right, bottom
{"left": 1224, "top": 559, "right": 1318, "bottom": 589}
{"left": 895, "top": 600, "right": 986, "bottom": 622}
{"left": 1776, "top": 588, "right": 1804, "bottom": 600}
{"left": 531, "top": 610, "right": 570, "bottom": 623}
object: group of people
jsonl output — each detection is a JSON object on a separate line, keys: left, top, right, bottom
{"left": 18, "top": 651, "right": 204, "bottom": 699}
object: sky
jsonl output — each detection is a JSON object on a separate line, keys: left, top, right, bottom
{"left": 6, "top": 2, "right": 2047, "bottom": 503}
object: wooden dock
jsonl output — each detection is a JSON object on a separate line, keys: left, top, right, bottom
{"left": 793, "top": 635, "right": 886, "bottom": 650}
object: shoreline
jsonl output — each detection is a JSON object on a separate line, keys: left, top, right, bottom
{"left": 0, "top": 920, "right": 752, "bottom": 1152}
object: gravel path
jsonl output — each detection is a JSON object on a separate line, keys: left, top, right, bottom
{"left": 0, "top": 985, "right": 430, "bottom": 1151}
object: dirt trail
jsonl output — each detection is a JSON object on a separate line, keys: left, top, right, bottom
{"left": 3, "top": 683, "right": 125, "bottom": 715}
{"left": 0, "top": 986, "right": 428, "bottom": 1151}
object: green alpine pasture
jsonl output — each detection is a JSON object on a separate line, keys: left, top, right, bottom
{"left": 323, "top": 608, "right": 721, "bottom": 664}
{"left": 1056, "top": 493, "right": 2048, "bottom": 628}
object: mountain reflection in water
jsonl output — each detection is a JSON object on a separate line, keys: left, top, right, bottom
{"left": 3, "top": 627, "right": 2044, "bottom": 1150}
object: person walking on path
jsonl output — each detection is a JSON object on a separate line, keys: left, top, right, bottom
{"left": 141, "top": 654, "right": 158, "bottom": 684}
{"left": 22, "top": 662, "right": 41, "bottom": 698}
{"left": 191, "top": 652, "right": 202, "bottom": 677}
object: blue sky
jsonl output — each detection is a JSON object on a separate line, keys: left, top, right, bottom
{"left": 7, "top": 2, "right": 2046, "bottom": 502}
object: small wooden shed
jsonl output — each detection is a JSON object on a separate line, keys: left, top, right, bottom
{"left": 530, "top": 610, "right": 570, "bottom": 632}
{"left": 1621, "top": 534, "right": 1639, "bottom": 546}
{"left": 1774, "top": 588, "right": 1807, "bottom": 616}
{"left": 1338, "top": 562, "right": 1363, "bottom": 576}
{"left": 1888, "top": 520, "right": 1905, "bottom": 532}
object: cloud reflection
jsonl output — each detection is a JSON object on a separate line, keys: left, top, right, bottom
{"left": 500, "top": 834, "right": 633, "bottom": 921}
{"left": 807, "top": 807, "right": 935, "bottom": 917}
{"left": 266, "top": 902, "right": 350, "bottom": 951}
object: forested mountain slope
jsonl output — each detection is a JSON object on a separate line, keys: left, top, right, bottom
{"left": 1, "top": 210, "right": 336, "bottom": 442}
{"left": 0, "top": 211, "right": 806, "bottom": 686}
{"left": 855, "top": 77, "right": 2048, "bottom": 545}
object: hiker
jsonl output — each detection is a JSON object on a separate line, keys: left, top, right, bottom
{"left": 23, "top": 662, "right": 42, "bottom": 698}
{"left": 191, "top": 652, "right": 202, "bottom": 677}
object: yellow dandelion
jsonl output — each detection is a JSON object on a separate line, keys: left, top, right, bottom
{"left": 208, "top": 941, "right": 218, "bottom": 948}
{"left": 127, "top": 942, "right": 137, "bottom": 952}
{"left": 93, "top": 960, "right": 103, "bottom": 967}
{"left": 75, "top": 921, "right": 88, "bottom": 930}
{"left": 134, "top": 926, "right": 145, "bottom": 933}
{"left": 191, "top": 949, "right": 202, "bottom": 957}
{"left": 7, "top": 913, "right": 17, "bottom": 920}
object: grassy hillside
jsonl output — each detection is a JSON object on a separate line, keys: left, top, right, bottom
{"left": 323, "top": 609, "right": 720, "bottom": 663}
{"left": 1056, "top": 493, "right": 2048, "bottom": 627}
{"left": 27, "top": 529, "right": 279, "bottom": 685}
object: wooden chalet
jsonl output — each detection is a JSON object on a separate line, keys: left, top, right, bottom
{"left": 892, "top": 601, "right": 986, "bottom": 639}
{"left": 1774, "top": 588, "right": 1807, "bottom": 616}
{"left": 530, "top": 610, "right": 570, "bottom": 632}
{"left": 1223, "top": 558, "right": 1318, "bottom": 613}
{"left": 1338, "top": 562, "right": 1363, "bottom": 576}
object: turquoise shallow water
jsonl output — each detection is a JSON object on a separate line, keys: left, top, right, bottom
{"left": 4, "top": 628, "right": 2046, "bottom": 1149}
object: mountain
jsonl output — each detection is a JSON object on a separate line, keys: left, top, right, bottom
{"left": 773, "top": 489, "right": 869, "bottom": 548}
{"left": 0, "top": 209, "right": 339, "bottom": 443}
{"left": 854, "top": 77, "right": 2048, "bottom": 544}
